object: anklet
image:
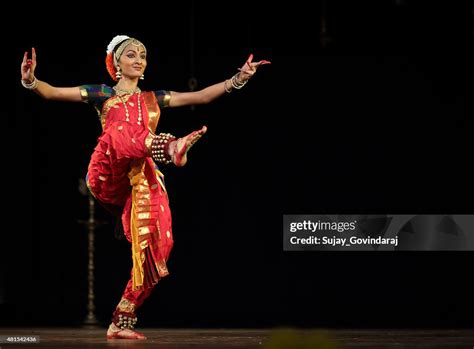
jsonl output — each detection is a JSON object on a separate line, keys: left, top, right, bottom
{"left": 151, "top": 133, "right": 176, "bottom": 164}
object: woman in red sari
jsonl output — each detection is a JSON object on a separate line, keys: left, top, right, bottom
{"left": 20, "top": 35, "right": 270, "bottom": 340}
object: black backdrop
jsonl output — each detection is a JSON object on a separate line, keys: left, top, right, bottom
{"left": 2, "top": 1, "right": 471, "bottom": 328}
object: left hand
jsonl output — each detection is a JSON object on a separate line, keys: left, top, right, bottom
{"left": 237, "top": 54, "right": 271, "bottom": 82}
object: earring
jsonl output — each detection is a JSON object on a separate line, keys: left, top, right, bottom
{"left": 140, "top": 74, "right": 145, "bottom": 80}
{"left": 115, "top": 68, "right": 122, "bottom": 79}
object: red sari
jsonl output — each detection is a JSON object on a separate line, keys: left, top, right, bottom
{"left": 85, "top": 89, "right": 173, "bottom": 307}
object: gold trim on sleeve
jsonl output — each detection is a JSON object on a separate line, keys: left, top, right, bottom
{"left": 145, "top": 132, "right": 155, "bottom": 154}
{"left": 163, "top": 93, "right": 171, "bottom": 107}
{"left": 80, "top": 88, "right": 88, "bottom": 102}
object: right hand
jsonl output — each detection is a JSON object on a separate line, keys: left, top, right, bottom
{"left": 21, "top": 48, "right": 36, "bottom": 83}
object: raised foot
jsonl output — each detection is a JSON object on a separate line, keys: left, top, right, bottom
{"left": 171, "top": 125, "right": 207, "bottom": 167}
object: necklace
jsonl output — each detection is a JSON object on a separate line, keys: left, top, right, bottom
{"left": 113, "top": 85, "right": 141, "bottom": 95}
{"left": 113, "top": 86, "right": 143, "bottom": 126}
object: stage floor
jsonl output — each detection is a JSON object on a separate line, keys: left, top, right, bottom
{"left": 0, "top": 328, "right": 472, "bottom": 348}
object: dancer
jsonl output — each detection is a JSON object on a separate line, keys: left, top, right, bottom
{"left": 20, "top": 35, "right": 270, "bottom": 339}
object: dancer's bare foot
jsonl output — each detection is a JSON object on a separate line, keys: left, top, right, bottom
{"left": 106, "top": 323, "right": 147, "bottom": 340}
{"left": 169, "top": 126, "right": 207, "bottom": 167}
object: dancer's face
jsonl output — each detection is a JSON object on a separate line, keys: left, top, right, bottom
{"left": 118, "top": 44, "right": 147, "bottom": 79}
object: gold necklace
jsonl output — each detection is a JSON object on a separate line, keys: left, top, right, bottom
{"left": 116, "top": 91, "right": 143, "bottom": 126}
{"left": 113, "top": 85, "right": 141, "bottom": 95}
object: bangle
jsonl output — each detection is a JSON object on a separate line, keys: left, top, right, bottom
{"left": 230, "top": 73, "right": 247, "bottom": 90}
{"left": 224, "top": 79, "right": 232, "bottom": 93}
{"left": 21, "top": 76, "right": 38, "bottom": 90}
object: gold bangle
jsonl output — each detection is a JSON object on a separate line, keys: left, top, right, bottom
{"left": 224, "top": 80, "right": 232, "bottom": 93}
{"left": 21, "top": 76, "right": 38, "bottom": 90}
{"left": 231, "top": 73, "right": 247, "bottom": 89}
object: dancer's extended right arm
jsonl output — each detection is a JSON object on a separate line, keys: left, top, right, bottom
{"left": 21, "top": 48, "right": 82, "bottom": 102}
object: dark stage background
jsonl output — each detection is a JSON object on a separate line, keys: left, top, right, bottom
{"left": 2, "top": 1, "right": 472, "bottom": 328}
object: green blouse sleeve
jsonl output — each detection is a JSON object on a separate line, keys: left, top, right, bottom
{"left": 79, "top": 84, "right": 113, "bottom": 113}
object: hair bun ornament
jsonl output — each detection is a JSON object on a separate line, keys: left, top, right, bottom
{"left": 106, "top": 35, "right": 130, "bottom": 54}
{"left": 106, "top": 53, "right": 118, "bottom": 81}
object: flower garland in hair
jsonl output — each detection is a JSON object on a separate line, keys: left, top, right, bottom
{"left": 105, "top": 35, "right": 130, "bottom": 81}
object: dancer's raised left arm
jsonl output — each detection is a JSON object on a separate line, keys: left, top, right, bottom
{"left": 168, "top": 54, "right": 270, "bottom": 107}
